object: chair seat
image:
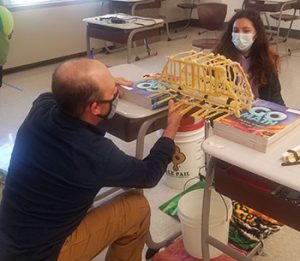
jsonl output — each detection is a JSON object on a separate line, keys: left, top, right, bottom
{"left": 192, "top": 38, "right": 220, "bottom": 50}
{"left": 270, "top": 13, "right": 300, "bottom": 22}
{"left": 177, "top": 3, "right": 197, "bottom": 9}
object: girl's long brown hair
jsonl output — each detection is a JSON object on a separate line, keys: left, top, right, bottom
{"left": 214, "top": 9, "right": 279, "bottom": 86}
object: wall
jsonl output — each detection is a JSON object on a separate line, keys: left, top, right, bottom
{"left": 6, "top": 2, "right": 101, "bottom": 68}
{"left": 6, "top": 0, "right": 176, "bottom": 69}
{"left": 5, "top": 0, "right": 300, "bottom": 69}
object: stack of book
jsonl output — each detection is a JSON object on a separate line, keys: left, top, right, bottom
{"left": 119, "top": 79, "right": 171, "bottom": 110}
{"left": 213, "top": 99, "right": 300, "bottom": 153}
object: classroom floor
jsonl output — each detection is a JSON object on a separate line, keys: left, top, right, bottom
{"left": 1, "top": 27, "right": 300, "bottom": 260}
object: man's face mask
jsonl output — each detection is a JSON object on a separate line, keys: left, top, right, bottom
{"left": 231, "top": 33, "right": 254, "bottom": 52}
{"left": 96, "top": 90, "right": 119, "bottom": 120}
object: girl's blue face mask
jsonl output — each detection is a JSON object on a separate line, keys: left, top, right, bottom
{"left": 231, "top": 33, "right": 255, "bottom": 52}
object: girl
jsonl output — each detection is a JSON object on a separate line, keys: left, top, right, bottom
{"left": 214, "top": 9, "right": 285, "bottom": 105}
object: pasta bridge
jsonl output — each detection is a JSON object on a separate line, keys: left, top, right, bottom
{"left": 152, "top": 51, "right": 254, "bottom": 119}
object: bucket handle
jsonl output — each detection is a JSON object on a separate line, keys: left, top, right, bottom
{"left": 184, "top": 179, "right": 231, "bottom": 222}
{"left": 183, "top": 176, "right": 202, "bottom": 191}
{"left": 217, "top": 192, "right": 230, "bottom": 222}
{"left": 183, "top": 165, "right": 206, "bottom": 191}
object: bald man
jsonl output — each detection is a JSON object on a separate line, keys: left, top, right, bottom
{"left": 0, "top": 59, "right": 183, "bottom": 261}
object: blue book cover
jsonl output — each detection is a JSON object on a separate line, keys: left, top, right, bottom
{"left": 120, "top": 79, "right": 171, "bottom": 109}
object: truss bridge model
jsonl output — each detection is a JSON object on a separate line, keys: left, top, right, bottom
{"left": 151, "top": 51, "right": 254, "bottom": 119}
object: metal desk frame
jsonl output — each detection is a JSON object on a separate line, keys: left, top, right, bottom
{"left": 201, "top": 123, "right": 300, "bottom": 260}
{"left": 83, "top": 14, "right": 164, "bottom": 63}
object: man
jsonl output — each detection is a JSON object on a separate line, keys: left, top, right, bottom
{"left": 0, "top": 58, "right": 183, "bottom": 261}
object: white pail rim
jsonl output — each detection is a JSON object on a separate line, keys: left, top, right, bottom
{"left": 178, "top": 189, "right": 232, "bottom": 225}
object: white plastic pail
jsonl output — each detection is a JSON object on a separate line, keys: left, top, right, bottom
{"left": 178, "top": 188, "right": 232, "bottom": 259}
{"left": 163, "top": 119, "right": 205, "bottom": 190}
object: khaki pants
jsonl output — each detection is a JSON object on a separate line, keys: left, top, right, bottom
{"left": 57, "top": 190, "right": 150, "bottom": 261}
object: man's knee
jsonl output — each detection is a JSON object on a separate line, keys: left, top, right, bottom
{"left": 122, "top": 190, "right": 150, "bottom": 217}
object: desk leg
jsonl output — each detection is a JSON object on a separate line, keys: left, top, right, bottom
{"left": 127, "top": 31, "right": 134, "bottom": 63}
{"left": 86, "top": 28, "right": 91, "bottom": 58}
{"left": 202, "top": 157, "right": 254, "bottom": 261}
{"left": 201, "top": 156, "right": 215, "bottom": 261}
{"left": 164, "top": 17, "right": 187, "bottom": 41}
{"left": 135, "top": 111, "right": 168, "bottom": 159}
{"left": 133, "top": 110, "right": 181, "bottom": 256}
{"left": 127, "top": 25, "right": 163, "bottom": 63}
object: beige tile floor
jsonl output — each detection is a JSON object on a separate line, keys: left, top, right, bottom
{"left": 1, "top": 28, "right": 300, "bottom": 260}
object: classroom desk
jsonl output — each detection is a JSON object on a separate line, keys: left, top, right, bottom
{"left": 201, "top": 125, "right": 300, "bottom": 260}
{"left": 83, "top": 14, "right": 164, "bottom": 63}
{"left": 105, "top": 63, "right": 168, "bottom": 159}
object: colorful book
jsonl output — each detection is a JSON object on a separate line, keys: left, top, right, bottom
{"left": 119, "top": 79, "right": 171, "bottom": 110}
{"left": 213, "top": 99, "right": 300, "bottom": 153}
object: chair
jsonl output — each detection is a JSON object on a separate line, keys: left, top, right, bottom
{"left": 175, "top": 0, "right": 197, "bottom": 32}
{"left": 192, "top": 3, "right": 227, "bottom": 50}
{"left": 241, "top": 0, "right": 297, "bottom": 51}
{"left": 269, "top": 0, "right": 300, "bottom": 55}
{"left": 235, "top": 0, "right": 272, "bottom": 33}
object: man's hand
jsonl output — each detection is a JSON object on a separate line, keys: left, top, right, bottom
{"left": 163, "top": 100, "right": 184, "bottom": 140}
{"left": 114, "top": 77, "right": 133, "bottom": 96}
{"left": 114, "top": 77, "right": 133, "bottom": 87}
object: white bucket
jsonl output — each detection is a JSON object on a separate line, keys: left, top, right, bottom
{"left": 178, "top": 188, "right": 232, "bottom": 259}
{"left": 163, "top": 119, "right": 205, "bottom": 190}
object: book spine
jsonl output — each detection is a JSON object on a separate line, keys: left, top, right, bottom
{"left": 152, "top": 100, "right": 169, "bottom": 109}
{"left": 150, "top": 93, "right": 170, "bottom": 104}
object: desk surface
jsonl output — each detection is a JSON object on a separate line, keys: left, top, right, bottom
{"left": 111, "top": 0, "right": 146, "bottom": 2}
{"left": 109, "top": 64, "right": 167, "bottom": 119}
{"left": 202, "top": 126, "right": 300, "bottom": 192}
{"left": 83, "top": 13, "right": 163, "bottom": 30}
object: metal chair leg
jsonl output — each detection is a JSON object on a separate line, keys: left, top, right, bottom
{"left": 164, "top": 19, "right": 187, "bottom": 41}
{"left": 145, "top": 230, "right": 182, "bottom": 259}
{"left": 160, "top": 0, "right": 187, "bottom": 41}
{"left": 0, "top": 66, "right": 2, "bottom": 88}
{"left": 175, "top": 7, "right": 193, "bottom": 33}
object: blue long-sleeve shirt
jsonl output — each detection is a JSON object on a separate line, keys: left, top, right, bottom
{"left": 0, "top": 93, "right": 175, "bottom": 261}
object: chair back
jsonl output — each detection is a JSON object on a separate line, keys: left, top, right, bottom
{"left": 197, "top": 3, "right": 227, "bottom": 31}
{"left": 292, "top": 0, "right": 300, "bottom": 10}
{"left": 244, "top": 0, "right": 285, "bottom": 12}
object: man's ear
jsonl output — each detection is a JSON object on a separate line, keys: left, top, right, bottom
{"left": 89, "top": 101, "right": 102, "bottom": 116}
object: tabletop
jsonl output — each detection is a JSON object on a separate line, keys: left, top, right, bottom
{"left": 202, "top": 126, "right": 300, "bottom": 192}
{"left": 108, "top": 64, "right": 167, "bottom": 119}
{"left": 83, "top": 13, "right": 164, "bottom": 30}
